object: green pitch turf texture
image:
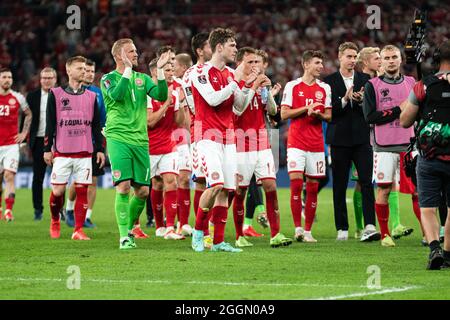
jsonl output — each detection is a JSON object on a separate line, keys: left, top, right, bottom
{"left": 0, "top": 188, "right": 449, "bottom": 300}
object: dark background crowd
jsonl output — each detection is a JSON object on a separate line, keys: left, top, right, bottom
{"left": 1, "top": 0, "right": 449, "bottom": 167}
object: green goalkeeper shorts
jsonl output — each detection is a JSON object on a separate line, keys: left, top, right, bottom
{"left": 350, "top": 162, "right": 359, "bottom": 181}
{"left": 107, "top": 138, "right": 151, "bottom": 186}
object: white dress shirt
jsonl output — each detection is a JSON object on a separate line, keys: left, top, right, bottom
{"left": 36, "top": 89, "right": 49, "bottom": 137}
{"left": 340, "top": 71, "right": 354, "bottom": 108}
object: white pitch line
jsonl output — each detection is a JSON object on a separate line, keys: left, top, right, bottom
{"left": 0, "top": 277, "right": 369, "bottom": 289}
{"left": 311, "top": 286, "right": 419, "bottom": 300}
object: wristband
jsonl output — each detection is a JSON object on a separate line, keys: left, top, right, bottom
{"left": 157, "top": 68, "right": 165, "bottom": 80}
{"left": 123, "top": 67, "right": 132, "bottom": 79}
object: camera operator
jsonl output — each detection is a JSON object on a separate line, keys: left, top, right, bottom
{"left": 400, "top": 40, "right": 450, "bottom": 270}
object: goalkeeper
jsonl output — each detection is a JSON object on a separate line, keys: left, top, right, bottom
{"left": 101, "top": 38, "right": 170, "bottom": 249}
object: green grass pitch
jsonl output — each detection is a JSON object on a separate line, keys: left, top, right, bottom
{"left": 0, "top": 187, "right": 449, "bottom": 300}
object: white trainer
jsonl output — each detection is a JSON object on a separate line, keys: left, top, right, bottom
{"left": 155, "top": 227, "right": 167, "bottom": 237}
{"left": 303, "top": 231, "right": 317, "bottom": 243}
{"left": 336, "top": 230, "right": 348, "bottom": 241}
{"left": 164, "top": 229, "right": 185, "bottom": 240}
{"left": 180, "top": 224, "right": 193, "bottom": 237}
{"left": 360, "top": 224, "right": 381, "bottom": 242}
{"left": 294, "top": 227, "right": 305, "bottom": 242}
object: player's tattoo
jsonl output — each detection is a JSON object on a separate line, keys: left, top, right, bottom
{"left": 21, "top": 108, "right": 32, "bottom": 134}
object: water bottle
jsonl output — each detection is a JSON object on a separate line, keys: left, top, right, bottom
{"left": 260, "top": 86, "right": 269, "bottom": 104}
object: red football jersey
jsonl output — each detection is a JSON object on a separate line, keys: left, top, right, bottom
{"left": 191, "top": 64, "right": 239, "bottom": 144}
{"left": 234, "top": 81, "right": 270, "bottom": 152}
{"left": 171, "top": 79, "right": 189, "bottom": 146}
{"left": 281, "top": 78, "right": 331, "bottom": 152}
{"left": 0, "top": 91, "right": 28, "bottom": 146}
{"left": 147, "top": 88, "right": 180, "bottom": 155}
{"left": 182, "top": 63, "right": 208, "bottom": 143}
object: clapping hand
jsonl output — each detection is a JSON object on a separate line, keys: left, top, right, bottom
{"left": 307, "top": 102, "right": 324, "bottom": 116}
{"left": 352, "top": 87, "right": 364, "bottom": 102}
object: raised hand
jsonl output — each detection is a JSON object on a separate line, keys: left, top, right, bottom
{"left": 270, "top": 83, "right": 282, "bottom": 96}
{"left": 121, "top": 48, "right": 132, "bottom": 68}
{"left": 259, "top": 75, "right": 271, "bottom": 87}
{"left": 157, "top": 51, "right": 172, "bottom": 69}
{"left": 233, "top": 63, "right": 245, "bottom": 83}
{"left": 246, "top": 70, "right": 260, "bottom": 86}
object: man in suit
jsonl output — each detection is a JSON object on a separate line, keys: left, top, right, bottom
{"left": 27, "top": 67, "right": 57, "bottom": 220}
{"left": 324, "top": 42, "right": 380, "bottom": 242}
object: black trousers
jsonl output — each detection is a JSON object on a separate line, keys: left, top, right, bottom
{"left": 31, "top": 137, "right": 48, "bottom": 212}
{"left": 331, "top": 143, "right": 375, "bottom": 231}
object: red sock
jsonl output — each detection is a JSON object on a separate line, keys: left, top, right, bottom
{"left": 164, "top": 190, "right": 177, "bottom": 228}
{"left": 228, "top": 191, "right": 235, "bottom": 208}
{"left": 177, "top": 188, "right": 190, "bottom": 226}
{"left": 212, "top": 206, "right": 228, "bottom": 245}
{"left": 195, "top": 206, "right": 209, "bottom": 231}
{"left": 49, "top": 192, "right": 64, "bottom": 220}
{"left": 304, "top": 182, "right": 319, "bottom": 232}
{"left": 193, "top": 189, "right": 203, "bottom": 216}
{"left": 265, "top": 190, "right": 280, "bottom": 237}
{"left": 203, "top": 209, "right": 214, "bottom": 236}
{"left": 151, "top": 189, "right": 164, "bottom": 229}
{"left": 375, "top": 203, "right": 390, "bottom": 238}
{"left": 232, "top": 189, "right": 246, "bottom": 239}
{"left": 74, "top": 186, "right": 88, "bottom": 231}
{"left": 5, "top": 194, "right": 15, "bottom": 211}
{"left": 290, "top": 179, "right": 303, "bottom": 227}
{"left": 412, "top": 195, "right": 421, "bottom": 222}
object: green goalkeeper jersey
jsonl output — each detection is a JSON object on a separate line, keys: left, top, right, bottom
{"left": 101, "top": 69, "right": 168, "bottom": 146}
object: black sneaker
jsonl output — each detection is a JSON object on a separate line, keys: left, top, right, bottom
{"left": 34, "top": 210, "right": 43, "bottom": 221}
{"left": 66, "top": 210, "right": 75, "bottom": 227}
{"left": 60, "top": 208, "right": 66, "bottom": 221}
{"left": 427, "top": 248, "right": 444, "bottom": 270}
{"left": 84, "top": 218, "right": 96, "bottom": 228}
{"left": 441, "top": 260, "right": 450, "bottom": 270}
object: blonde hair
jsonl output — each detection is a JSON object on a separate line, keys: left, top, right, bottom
{"left": 357, "top": 47, "right": 380, "bottom": 65}
{"left": 111, "top": 38, "right": 134, "bottom": 57}
{"left": 175, "top": 53, "right": 193, "bottom": 68}
{"left": 380, "top": 44, "right": 401, "bottom": 56}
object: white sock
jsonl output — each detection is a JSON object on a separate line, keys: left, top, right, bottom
{"left": 66, "top": 199, "right": 75, "bottom": 211}
{"left": 295, "top": 227, "right": 304, "bottom": 234}
{"left": 86, "top": 209, "right": 92, "bottom": 220}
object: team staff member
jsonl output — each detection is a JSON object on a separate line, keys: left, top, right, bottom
{"left": 324, "top": 42, "right": 379, "bottom": 242}
{"left": 400, "top": 40, "right": 450, "bottom": 270}
{"left": 363, "top": 45, "right": 420, "bottom": 247}
{"left": 26, "top": 67, "right": 57, "bottom": 221}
